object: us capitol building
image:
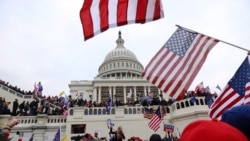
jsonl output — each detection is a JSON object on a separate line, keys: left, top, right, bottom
{"left": 0, "top": 32, "right": 210, "bottom": 141}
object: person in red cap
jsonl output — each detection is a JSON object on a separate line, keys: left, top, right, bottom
{"left": 180, "top": 119, "right": 248, "bottom": 141}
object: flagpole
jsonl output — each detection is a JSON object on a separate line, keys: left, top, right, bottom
{"left": 60, "top": 125, "right": 61, "bottom": 141}
{"left": 176, "top": 24, "right": 250, "bottom": 52}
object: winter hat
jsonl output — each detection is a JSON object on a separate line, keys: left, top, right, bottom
{"left": 221, "top": 104, "right": 250, "bottom": 140}
{"left": 150, "top": 134, "right": 161, "bottom": 141}
{"left": 180, "top": 119, "right": 248, "bottom": 141}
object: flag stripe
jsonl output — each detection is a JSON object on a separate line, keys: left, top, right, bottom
{"left": 117, "top": 0, "right": 129, "bottom": 26}
{"left": 80, "top": 0, "right": 94, "bottom": 40}
{"left": 100, "top": 0, "right": 109, "bottom": 32}
{"left": 136, "top": 0, "right": 148, "bottom": 23}
{"left": 142, "top": 28, "right": 219, "bottom": 100}
{"left": 80, "top": 0, "right": 164, "bottom": 40}
{"left": 153, "top": 0, "right": 162, "bottom": 21}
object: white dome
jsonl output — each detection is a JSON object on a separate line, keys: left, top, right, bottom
{"left": 97, "top": 31, "right": 144, "bottom": 78}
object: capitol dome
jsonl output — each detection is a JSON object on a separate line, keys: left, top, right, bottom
{"left": 97, "top": 31, "right": 144, "bottom": 78}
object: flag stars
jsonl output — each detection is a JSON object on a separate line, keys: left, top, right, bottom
{"left": 165, "top": 28, "right": 198, "bottom": 57}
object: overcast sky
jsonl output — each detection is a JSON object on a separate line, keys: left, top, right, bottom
{"left": 0, "top": 0, "right": 249, "bottom": 97}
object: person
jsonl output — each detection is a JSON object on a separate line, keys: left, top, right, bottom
{"left": 221, "top": 104, "right": 250, "bottom": 140}
{"left": 12, "top": 99, "right": 18, "bottom": 116}
{"left": 149, "top": 134, "right": 161, "bottom": 141}
{"left": 109, "top": 126, "right": 125, "bottom": 141}
{"left": 180, "top": 119, "right": 248, "bottom": 141}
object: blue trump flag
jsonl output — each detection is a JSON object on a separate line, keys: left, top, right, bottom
{"left": 106, "top": 96, "right": 112, "bottom": 112}
{"left": 53, "top": 128, "right": 60, "bottom": 141}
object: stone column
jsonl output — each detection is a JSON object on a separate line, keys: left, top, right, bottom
{"left": 109, "top": 86, "right": 112, "bottom": 96}
{"left": 93, "top": 87, "right": 97, "bottom": 102}
{"left": 98, "top": 87, "right": 101, "bottom": 103}
{"left": 113, "top": 86, "right": 116, "bottom": 95}
{"left": 123, "top": 86, "right": 126, "bottom": 103}
{"left": 158, "top": 89, "right": 161, "bottom": 95}
{"left": 144, "top": 86, "right": 147, "bottom": 96}
{"left": 148, "top": 87, "right": 151, "bottom": 94}
{"left": 113, "top": 86, "right": 116, "bottom": 106}
{"left": 133, "top": 87, "right": 137, "bottom": 101}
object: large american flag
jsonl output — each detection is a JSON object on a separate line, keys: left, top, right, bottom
{"left": 80, "top": 0, "right": 164, "bottom": 41}
{"left": 142, "top": 27, "right": 219, "bottom": 100}
{"left": 148, "top": 106, "right": 163, "bottom": 132}
{"left": 209, "top": 55, "right": 250, "bottom": 119}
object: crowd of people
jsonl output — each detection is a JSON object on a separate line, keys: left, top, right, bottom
{"left": 1, "top": 105, "right": 249, "bottom": 141}
{"left": 0, "top": 78, "right": 219, "bottom": 118}
{"left": 0, "top": 80, "right": 33, "bottom": 96}
{"left": 2, "top": 80, "right": 249, "bottom": 140}
{"left": 0, "top": 79, "right": 180, "bottom": 117}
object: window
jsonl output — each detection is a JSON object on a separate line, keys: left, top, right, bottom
{"left": 71, "top": 124, "right": 86, "bottom": 134}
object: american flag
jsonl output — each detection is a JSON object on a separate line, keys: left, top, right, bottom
{"left": 80, "top": 0, "right": 164, "bottom": 41}
{"left": 148, "top": 106, "right": 163, "bottom": 132}
{"left": 143, "top": 106, "right": 166, "bottom": 119}
{"left": 143, "top": 107, "right": 154, "bottom": 119}
{"left": 142, "top": 27, "right": 219, "bottom": 100}
{"left": 209, "top": 55, "right": 250, "bottom": 119}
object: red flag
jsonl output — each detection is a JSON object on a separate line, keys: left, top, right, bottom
{"left": 148, "top": 106, "right": 163, "bottom": 132}
{"left": 79, "top": 0, "right": 164, "bottom": 41}
{"left": 209, "top": 56, "right": 250, "bottom": 119}
{"left": 142, "top": 27, "right": 219, "bottom": 100}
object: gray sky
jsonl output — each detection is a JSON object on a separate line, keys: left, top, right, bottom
{"left": 0, "top": 0, "right": 249, "bottom": 97}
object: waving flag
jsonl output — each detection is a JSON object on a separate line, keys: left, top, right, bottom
{"left": 148, "top": 106, "right": 163, "bottom": 132}
{"left": 142, "top": 27, "right": 219, "bottom": 100}
{"left": 61, "top": 135, "right": 67, "bottom": 141}
{"left": 216, "top": 84, "right": 222, "bottom": 91}
{"left": 205, "top": 86, "right": 211, "bottom": 93}
{"left": 195, "top": 82, "right": 205, "bottom": 93}
{"left": 80, "top": 0, "right": 164, "bottom": 41}
{"left": 59, "top": 91, "right": 65, "bottom": 97}
{"left": 34, "top": 82, "right": 39, "bottom": 94}
{"left": 29, "top": 133, "right": 34, "bottom": 141}
{"left": 53, "top": 128, "right": 61, "bottom": 141}
{"left": 205, "top": 94, "right": 214, "bottom": 108}
{"left": 209, "top": 55, "right": 250, "bottom": 119}
{"left": 164, "top": 124, "right": 174, "bottom": 132}
{"left": 106, "top": 95, "right": 112, "bottom": 112}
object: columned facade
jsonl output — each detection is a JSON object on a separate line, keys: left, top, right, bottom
{"left": 69, "top": 31, "right": 165, "bottom": 104}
